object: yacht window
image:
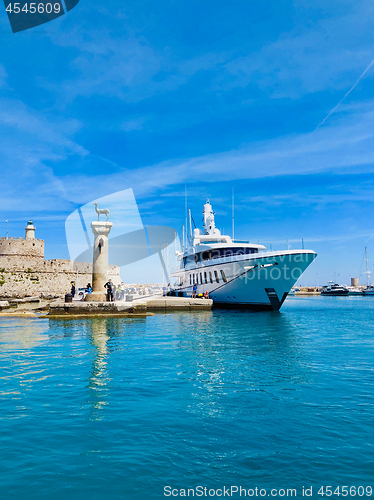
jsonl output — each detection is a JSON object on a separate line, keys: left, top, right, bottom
{"left": 208, "top": 247, "right": 259, "bottom": 259}
{"left": 201, "top": 251, "right": 212, "bottom": 261}
{"left": 204, "top": 272, "right": 207, "bottom": 284}
{"left": 185, "top": 255, "right": 198, "bottom": 266}
{"left": 190, "top": 274, "right": 192, "bottom": 286}
{"left": 220, "top": 270, "right": 227, "bottom": 282}
{"left": 214, "top": 270, "right": 219, "bottom": 283}
{"left": 209, "top": 271, "right": 213, "bottom": 283}
{"left": 200, "top": 273, "right": 203, "bottom": 284}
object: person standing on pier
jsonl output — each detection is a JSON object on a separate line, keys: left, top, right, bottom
{"left": 116, "top": 282, "right": 122, "bottom": 300}
{"left": 104, "top": 279, "right": 114, "bottom": 302}
{"left": 192, "top": 283, "right": 197, "bottom": 298}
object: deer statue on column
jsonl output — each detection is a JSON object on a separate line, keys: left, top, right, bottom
{"left": 93, "top": 203, "right": 110, "bottom": 221}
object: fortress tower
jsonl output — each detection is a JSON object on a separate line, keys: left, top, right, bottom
{"left": 0, "top": 220, "right": 44, "bottom": 259}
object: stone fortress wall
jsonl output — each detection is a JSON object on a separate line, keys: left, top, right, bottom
{"left": 0, "top": 236, "right": 44, "bottom": 258}
{"left": 0, "top": 222, "right": 120, "bottom": 298}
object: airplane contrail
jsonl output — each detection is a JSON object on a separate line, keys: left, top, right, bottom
{"left": 312, "top": 56, "right": 374, "bottom": 134}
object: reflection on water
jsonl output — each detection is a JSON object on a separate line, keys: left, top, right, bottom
{"left": 0, "top": 318, "right": 50, "bottom": 399}
{"left": 86, "top": 319, "right": 111, "bottom": 418}
{"left": 84, "top": 317, "right": 147, "bottom": 420}
{"left": 172, "top": 310, "right": 312, "bottom": 419}
{"left": 0, "top": 317, "right": 48, "bottom": 351}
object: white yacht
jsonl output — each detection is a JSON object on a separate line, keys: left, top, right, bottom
{"left": 320, "top": 282, "right": 349, "bottom": 296}
{"left": 170, "top": 200, "right": 317, "bottom": 311}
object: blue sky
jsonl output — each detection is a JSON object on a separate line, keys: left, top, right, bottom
{"left": 1, "top": 0, "right": 374, "bottom": 284}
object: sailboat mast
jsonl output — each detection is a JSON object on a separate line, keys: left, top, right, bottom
{"left": 232, "top": 188, "right": 235, "bottom": 240}
{"left": 365, "top": 247, "right": 370, "bottom": 286}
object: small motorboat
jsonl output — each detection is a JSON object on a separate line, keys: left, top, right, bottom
{"left": 321, "top": 282, "right": 349, "bottom": 296}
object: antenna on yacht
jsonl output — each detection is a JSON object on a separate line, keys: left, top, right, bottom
{"left": 174, "top": 231, "right": 177, "bottom": 270}
{"left": 232, "top": 187, "right": 235, "bottom": 240}
{"left": 286, "top": 238, "right": 289, "bottom": 250}
{"left": 189, "top": 209, "right": 192, "bottom": 240}
{"left": 302, "top": 238, "right": 304, "bottom": 249}
{"left": 182, "top": 225, "right": 185, "bottom": 251}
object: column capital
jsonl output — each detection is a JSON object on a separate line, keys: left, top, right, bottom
{"left": 91, "top": 221, "right": 113, "bottom": 236}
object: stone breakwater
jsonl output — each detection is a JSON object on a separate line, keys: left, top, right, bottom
{"left": 0, "top": 296, "right": 213, "bottom": 318}
{"left": 47, "top": 296, "right": 213, "bottom": 318}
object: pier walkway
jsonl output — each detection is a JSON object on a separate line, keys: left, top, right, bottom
{"left": 47, "top": 296, "right": 213, "bottom": 318}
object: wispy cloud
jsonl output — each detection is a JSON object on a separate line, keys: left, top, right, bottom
{"left": 3, "top": 95, "right": 373, "bottom": 214}
{"left": 45, "top": 31, "right": 227, "bottom": 103}
{"left": 221, "top": 5, "right": 374, "bottom": 98}
{"left": 0, "top": 99, "right": 87, "bottom": 155}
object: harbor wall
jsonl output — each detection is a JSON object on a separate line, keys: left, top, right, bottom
{"left": 0, "top": 236, "right": 44, "bottom": 259}
{"left": 0, "top": 263, "right": 120, "bottom": 298}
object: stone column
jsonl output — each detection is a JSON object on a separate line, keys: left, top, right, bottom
{"left": 85, "top": 221, "right": 113, "bottom": 302}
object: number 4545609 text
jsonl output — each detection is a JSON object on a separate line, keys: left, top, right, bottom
{"left": 6, "top": 3, "right": 61, "bottom": 14}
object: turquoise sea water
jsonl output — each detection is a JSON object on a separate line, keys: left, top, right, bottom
{"left": 1, "top": 297, "right": 374, "bottom": 499}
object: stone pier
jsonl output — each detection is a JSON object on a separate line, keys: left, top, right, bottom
{"left": 85, "top": 221, "right": 113, "bottom": 302}
{"left": 47, "top": 296, "right": 213, "bottom": 317}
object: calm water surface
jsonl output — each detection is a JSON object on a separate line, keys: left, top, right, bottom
{"left": 1, "top": 297, "right": 374, "bottom": 499}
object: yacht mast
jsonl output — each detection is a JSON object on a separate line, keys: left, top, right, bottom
{"left": 185, "top": 186, "right": 188, "bottom": 250}
{"left": 189, "top": 209, "right": 192, "bottom": 240}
